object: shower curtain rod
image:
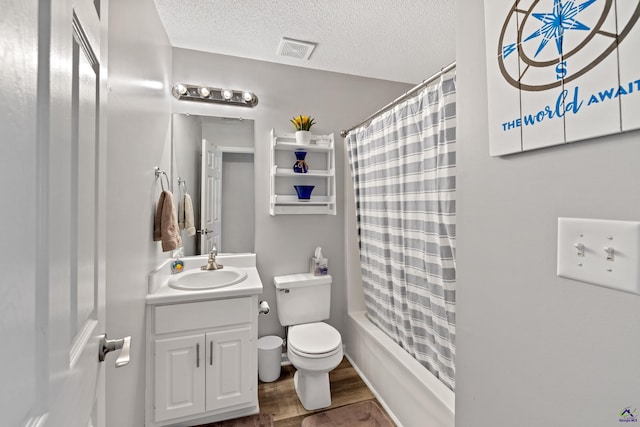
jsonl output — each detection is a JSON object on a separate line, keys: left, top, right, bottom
{"left": 340, "top": 61, "right": 456, "bottom": 138}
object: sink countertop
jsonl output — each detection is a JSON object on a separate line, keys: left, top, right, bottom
{"left": 147, "top": 253, "right": 263, "bottom": 305}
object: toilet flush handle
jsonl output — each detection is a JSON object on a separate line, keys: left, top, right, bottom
{"left": 258, "top": 300, "right": 270, "bottom": 315}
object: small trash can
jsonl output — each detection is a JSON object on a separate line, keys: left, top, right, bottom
{"left": 258, "top": 335, "right": 283, "bottom": 382}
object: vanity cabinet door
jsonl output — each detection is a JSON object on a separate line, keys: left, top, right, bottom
{"left": 154, "top": 334, "right": 206, "bottom": 422}
{"left": 205, "top": 327, "right": 253, "bottom": 411}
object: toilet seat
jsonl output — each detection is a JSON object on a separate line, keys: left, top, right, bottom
{"left": 288, "top": 322, "right": 341, "bottom": 358}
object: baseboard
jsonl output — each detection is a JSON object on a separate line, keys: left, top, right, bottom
{"left": 344, "top": 353, "right": 404, "bottom": 427}
{"left": 280, "top": 351, "right": 291, "bottom": 366}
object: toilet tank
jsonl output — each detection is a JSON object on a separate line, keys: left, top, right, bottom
{"left": 273, "top": 273, "right": 332, "bottom": 326}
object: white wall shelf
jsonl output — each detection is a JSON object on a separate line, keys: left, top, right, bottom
{"left": 269, "top": 129, "right": 336, "bottom": 215}
{"left": 274, "top": 168, "right": 333, "bottom": 177}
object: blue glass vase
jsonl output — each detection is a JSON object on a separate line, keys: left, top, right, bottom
{"left": 293, "top": 151, "right": 309, "bottom": 173}
{"left": 294, "top": 185, "right": 314, "bottom": 200}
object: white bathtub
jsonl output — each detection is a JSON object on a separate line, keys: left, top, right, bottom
{"left": 344, "top": 311, "right": 455, "bottom": 427}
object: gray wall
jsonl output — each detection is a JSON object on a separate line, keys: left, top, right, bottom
{"left": 105, "top": 0, "right": 173, "bottom": 425}
{"left": 221, "top": 152, "right": 255, "bottom": 253}
{"left": 1, "top": 2, "right": 38, "bottom": 424}
{"left": 173, "top": 113, "right": 202, "bottom": 255}
{"left": 172, "top": 48, "right": 413, "bottom": 338}
{"left": 202, "top": 116, "right": 254, "bottom": 149}
{"left": 456, "top": 2, "right": 640, "bottom": 426}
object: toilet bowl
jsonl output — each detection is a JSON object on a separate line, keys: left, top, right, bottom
{"left": 287, "top": 322, "right": 343, "bottom": 410}
{"left": 273, "top": 273, "right": 343, "bottom": 410}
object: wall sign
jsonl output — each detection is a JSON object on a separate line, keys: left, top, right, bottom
{"left": 484, "top": 0, "right": 640, "bottom": 156}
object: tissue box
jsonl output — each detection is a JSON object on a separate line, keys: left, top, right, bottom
{"left": 310, "top": 257, "right": 328, "bottom": 276}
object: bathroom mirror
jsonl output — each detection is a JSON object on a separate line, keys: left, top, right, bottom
{"left": 172, "top": 114, "right": 255, "bottom": 256}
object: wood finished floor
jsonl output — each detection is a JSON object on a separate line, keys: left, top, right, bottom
{"left": 258, "top": 357, "right": 395, "bottom": 426}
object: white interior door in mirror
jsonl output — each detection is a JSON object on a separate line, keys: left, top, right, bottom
{"left": 213, "top": 146, "right": 222, "bottom": 251}
{"left": 200, "top": 139, "right": 220, "bottom": 254}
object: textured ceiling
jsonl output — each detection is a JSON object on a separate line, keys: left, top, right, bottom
{"left": 152, "top": 0, "right": 456, "bottom": 84}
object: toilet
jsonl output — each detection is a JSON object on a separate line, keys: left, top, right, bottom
{"left": 274, "top": 273, "right": 343, "bottom": 410}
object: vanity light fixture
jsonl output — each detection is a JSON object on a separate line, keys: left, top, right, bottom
{"left": 171, "top": 83, "right": 259, "bottom": 108}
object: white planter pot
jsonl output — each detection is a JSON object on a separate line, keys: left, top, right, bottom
{"left": 295, "top": 130, "right": 312, "bottom": 145}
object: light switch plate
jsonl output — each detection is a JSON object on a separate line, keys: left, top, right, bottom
{"left": 557, "top": 218, "right": 640, "bottom": 295}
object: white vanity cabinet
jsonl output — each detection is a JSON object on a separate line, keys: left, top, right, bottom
{"left": 146, "top": 296, "right": 258, "bottom": 426}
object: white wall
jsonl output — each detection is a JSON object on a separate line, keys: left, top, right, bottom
{"left": 105, "top": 0, "right": 173, "bottom": 425}
{"left": 172, "top": 48, "right": 413, "bottom": 338}
{"left": 455, "top": 2, "right": 640, "bottom": 426}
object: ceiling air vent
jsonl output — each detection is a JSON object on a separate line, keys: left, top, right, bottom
{"left": 277, "top": 37, "right": 317, "bottom": 60}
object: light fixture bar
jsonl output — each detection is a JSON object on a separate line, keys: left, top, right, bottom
{"left": 171, "top": 83, "right": 259, "bottom": 108}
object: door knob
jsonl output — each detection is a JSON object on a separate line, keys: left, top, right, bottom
{"left": 98, "top": 334, "right": 131, "bottom": 367}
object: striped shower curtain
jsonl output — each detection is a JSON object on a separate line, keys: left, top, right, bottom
{"left": 346, "top": 71, "right": 456, "bottom": 390}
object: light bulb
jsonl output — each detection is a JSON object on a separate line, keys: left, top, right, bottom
{"left": 221, "top": 89, "right": 233, "bottom": 100}
{"left": 174, "top": 84, "right": 187, "bottom": 95}
{"left": 198, "top": 87, "right": 210, "bottom": 97}
{"left": 242, "top": 91, "right": 254, "bottom": 102}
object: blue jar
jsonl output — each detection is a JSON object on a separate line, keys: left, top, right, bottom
{"left": 293, "top": 151, "right": 309, "bottom": 173}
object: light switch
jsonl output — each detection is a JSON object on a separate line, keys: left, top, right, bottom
{"left": 557, "top": 218, "right": 640, "bottom": 294}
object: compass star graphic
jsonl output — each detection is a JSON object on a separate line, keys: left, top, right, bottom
{"left": 524, "top": 0, "right": 597, "bottom": 57}
{"left": 496, "top": 0, "right": 639, "bottom": 91}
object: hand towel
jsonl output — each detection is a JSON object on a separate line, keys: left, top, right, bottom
{"left": 153, "top": 191, "right": 183, "bottom": 252}
{"left": 153, "top": 192, "right": 164, "bottom": 241}
{"left": 181, "top": 193, "right": 196, "bottom": 237}
{"left": 178, "top": 195, "right": 186, "bottom": 231}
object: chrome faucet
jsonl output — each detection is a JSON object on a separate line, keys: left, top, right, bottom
{"left": 201, "top": 245, "right": 223, "bottom": 270}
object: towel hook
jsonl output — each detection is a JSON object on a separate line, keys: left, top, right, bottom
{"left": 154, "top": 167, "right": 170, "bottom": 192}
{"left": 177, "top": 177, "right": 187, "bottom": 194}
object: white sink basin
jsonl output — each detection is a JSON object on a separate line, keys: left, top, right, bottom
{"left": 168, "top": 267, "right": 248, "bottom": 291}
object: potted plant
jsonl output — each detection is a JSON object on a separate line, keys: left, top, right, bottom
{"left": 290, "top": 115, "right": 316, "bottom": 145}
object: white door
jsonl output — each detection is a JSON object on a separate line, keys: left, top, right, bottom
{"left": 1, "top": 1, "right": 116, "bottom": 426}
{"left": 200, "top": 139, "right": 221, "bottom": 254}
